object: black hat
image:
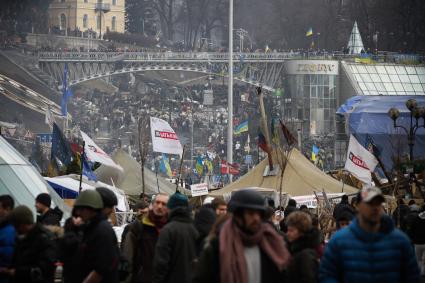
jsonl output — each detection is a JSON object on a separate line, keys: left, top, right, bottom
{"left": 36, "top": 193, "right": 51, "bottom": 208}
{"left": 95, "top": 187, "right": 118, "bottom": 208}
{"left": 228, "top": 189, "right": 266, "bottom": 213}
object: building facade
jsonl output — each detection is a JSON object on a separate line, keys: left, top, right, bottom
{"left": 48, "top": 0, "right": 125, "bottom": 37}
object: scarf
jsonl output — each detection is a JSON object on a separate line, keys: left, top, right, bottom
{"left": 147, "top": 210, "right": 168, "bottom": 230}
{"left": 219, "top": 217, "right": 291, "bottom": 283}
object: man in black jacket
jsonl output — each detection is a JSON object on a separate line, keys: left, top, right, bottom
{"left": 333, "top": 194, "right": 354, "bottom": 221}
{"left": 35, "top": 193, "right": 62, "bottom": 226}
{"left": 73, "top": 190, "right": 119, "bottom": 283}
{"left": 193, "top": 189, "right": 291, "bottom": 283}
{"left": 6, "top": 205, "right": 57, "bottom": 283}
{"left": 152, "top": 192, "right": 198, "bottom": 283}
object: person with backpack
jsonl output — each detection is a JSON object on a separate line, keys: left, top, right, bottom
{"left": 121, "top": 193, "right": 169, "bottom": 283}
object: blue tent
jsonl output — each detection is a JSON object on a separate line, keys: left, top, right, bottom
{"left": 337, "top": 95, "right": 425, "bottom": 171}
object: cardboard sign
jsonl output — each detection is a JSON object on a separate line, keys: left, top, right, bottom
{"left": 191, "top": 183, "right": 209, "bottom": 197}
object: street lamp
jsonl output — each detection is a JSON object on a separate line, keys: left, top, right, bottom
{"left": 388, "top": 99, "right": 425, "bottom": 161}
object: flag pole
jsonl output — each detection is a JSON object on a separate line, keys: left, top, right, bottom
{"left": 175, "top": 145, "right": 186, "bottom": 192}
{"left": 79, "top": 141, "right": 85, "bottom": 193}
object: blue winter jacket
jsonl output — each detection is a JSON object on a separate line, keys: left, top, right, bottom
{"left": 319, "top": 215, "right": 420, "bottom": 283}
{"left": 0, "top": 222, "right": 15, "bottom": 283}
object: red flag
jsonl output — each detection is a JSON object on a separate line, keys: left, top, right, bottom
{"left": 221, "top": 161, "right": 240, "bottom": 175}
{"left": 279, "top": 120, "right": 297, "bottom": 146}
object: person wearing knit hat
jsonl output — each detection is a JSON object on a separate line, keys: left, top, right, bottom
{"left": 167, "top": 191, "right": 189, "bottom": 210}
{"left": 35, "top": 193, "right": 62, "bottom": 227}
{"left": 152, "top": 191, "right": 198, "bottom": 283}
{"left": 5, "top": 205, "right": 57, "bottom": 282}
{"left": 95, "top": 187, "right": 118, "bottom": 218}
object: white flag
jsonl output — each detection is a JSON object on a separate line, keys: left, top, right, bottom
{"left": 45, "top": 107, "right": 55, "bottom": 130}
{"left": 80, "top": 131, "right": 123, "bottom": 171}
{"left": 150, "top": 117, "right": 183, "bottom": 156}
{"left": 344, "top": 135, "right": 378, "bottom": 184}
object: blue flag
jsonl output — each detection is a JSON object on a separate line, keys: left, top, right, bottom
{"left": 61, "top": 64, "right": 74, "bottom": 116}
{"left": 51, "top": 123, "right": 73, "bottom": 171}
{"left": 82, "top": 152, "right": 97, "bottom": 181}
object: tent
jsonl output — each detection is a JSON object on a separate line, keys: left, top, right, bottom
{"left": 95, "top": 149, "right": 178, "bottom": 196}
{"left": 0, "top": 136, "right": 70, "bottom": 217}
{"left": 45, "top": 174, "right": 129, "bottom": 212}
{"left": 210, "top": 148, "right": 358, "bottom": 197}
{"left": 337, "top": 95, "right": 425, "bottom": 171}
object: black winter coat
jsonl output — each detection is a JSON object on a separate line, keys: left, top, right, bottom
{"left": 11, "top": 224, "right": 57, "bottom": 283}
{"left": 77, "top": 214, "right": 120, "bottom": 283}
{"left": 285, "top": 229, "right": 319, "bottom": 283}
{"left": 192, "top": 232, "right": 286, "bottom": 283}
{"left": 151, "top": 207, "right": 198, "bottom": 283}
{"left": 332, "top": 201, "right": 354, "bottom": 220}
{"left": 411, "top": 211, "right": 425, "bottom": 245}
{"left": 60, "top": 218, "right": 84, "bottom": 283}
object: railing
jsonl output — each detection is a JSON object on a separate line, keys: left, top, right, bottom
{"left": 37, "top": 51, "right": 425, "bottom": 65}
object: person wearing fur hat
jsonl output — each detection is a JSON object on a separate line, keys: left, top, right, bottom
{"left": 285, "top": 211, "right": 320, "bottom": 283}
{"left": 152, "top": 191, "right": 198, "bottom": 283}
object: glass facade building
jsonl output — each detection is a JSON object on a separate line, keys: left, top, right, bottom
{"left": 283, "top": 60, "right": 339, "bottom": 137}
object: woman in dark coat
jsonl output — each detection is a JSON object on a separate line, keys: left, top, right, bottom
{"left": 285, "top": 211, "right": 319, "bottom": 283}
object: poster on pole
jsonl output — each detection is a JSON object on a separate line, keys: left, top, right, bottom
{"left": 150, "top": 117, "right": 183, "bottom": 156}
{"left": 191, "top": 183, "right": 209, "bottom": 197}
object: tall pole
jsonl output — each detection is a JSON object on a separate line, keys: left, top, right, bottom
{"left": 227, "top": 0, "right": 234, "bottom": 182}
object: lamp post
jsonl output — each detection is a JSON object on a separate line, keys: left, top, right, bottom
{"left": 388, "top": 98, "right": 425, "bottom": 161}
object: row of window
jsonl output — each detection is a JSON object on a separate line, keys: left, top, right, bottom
{"left": 59, "top": 0, "right": 117, "bottom": 4}
{"left": 59, "top": 14, "right": 117, "bottom": 31}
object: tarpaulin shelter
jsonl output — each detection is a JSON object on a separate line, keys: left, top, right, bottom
{"left": 210, "top": 148, "right": 358, "bottom": 198}
{"left": 95, "top": 149, "right": 178, "bottom": 196}
{"left": 337, "top": 95, "right": 425, "bottom": 171}
{"left": 45, "top": 174, "right": 129, "bottom": 211}
{"left": 0, "top": 136, "right": 70, "bottom": 217}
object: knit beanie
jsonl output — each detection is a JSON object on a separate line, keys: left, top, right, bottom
{"left": 194, "top": 206, "right": 216, "bottom": 236}
{"left": 36, "top": 193, "right": 51, "bottom": 208}
{"left": 10, "top": 205, "right": 34, "bottom": 225}
{"left": 167, "top": 191, "right": 189, "bottom": 210}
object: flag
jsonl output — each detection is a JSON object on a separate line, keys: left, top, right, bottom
{"left": 60, "top": 63, "right": 74, "bottom": 116}
{"left": 311, "top": 145, "right": 319, "bottom": 161}
{"left": 221, "top": 161, "right": 239, "bottom": 175}
{"left": 195, "top": 157, "right": 204, "bottom": 176}
{"left": 344, "top": 135, "right": 379, "bottom": 184}
{"left": 234, "top": 120, "right": 249, "bottom": 135}
{"left": 150, "top": 117, "right": 183, "bottom": 156}
{"left": 81, "top": 130, "right": 122, "bottom": 171}
{"left": 279, "top": 119, "right": 297, "bottom": 146}
{"left": 82, "top": 152, "right": 97, "bottom": 181}
{"left": 271, "top": 118, "right": 280, "bottom": 145}
{"left": 160, "top": 154, "right": 172, "bottom": 177}
{"left": 205, "top": 159, "right": 213, "bottom": 174}
{"left": 306, "top": 28, "right": 313, "bottom": 37}
{"left": 50, "top": 123, "right": 73, "bottom": 173}
{"left": 45, "top": 106, "right": 55, "bottom": 130}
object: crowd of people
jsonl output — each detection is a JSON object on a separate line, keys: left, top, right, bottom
{"left": 0, "top": 185, "right": 423, "bottom": 283}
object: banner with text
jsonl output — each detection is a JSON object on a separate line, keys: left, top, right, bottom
{"left": 150, "top": 117, "right": 183, "bottom": 156}
{"left": 191, "top": 183, "right": 209, "bottom": 197}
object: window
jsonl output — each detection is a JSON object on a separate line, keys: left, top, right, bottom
{"left": 112, "top": 0, "right": 117, "bottom": 5}
{"left": 83, "top": 14, "right": 88, "bottom": 28}
{"left": 97, "top": 15, "right": 101, "bottom": 29}
{"left": 60, "top": 14, "right": 66, "bottom": 30}
{"left": 111, "top": 16, "right": 116, "bottom": 31}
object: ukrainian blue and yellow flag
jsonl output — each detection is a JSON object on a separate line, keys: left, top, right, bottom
{"left": 306, "top": 28, "right": 313, "bottom": 37}
{"left": 234, "top": 120, "right": 249, "bottom": 135}
{"left": 195, "top": 157, "right": 204, "bottom": 176}
{"left": 160, "top": 154, "right": 172, "bottom": 177}
{"left": 311, "top": 145, "right": 319, "bottom": 161}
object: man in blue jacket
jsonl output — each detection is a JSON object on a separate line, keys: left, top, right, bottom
{"left": 319, "top": 186, "right": 420, "bottom": 283}
{"left": 0, "top": 195, "right": 15, "bottom": 283}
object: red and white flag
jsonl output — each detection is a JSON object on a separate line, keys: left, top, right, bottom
{"left": 344, "top": 135, "right": 378, "bottom": 184}
{"left": 150, "top": 117, "right": 183, "bottom": 156}
{"left": 221, "top": 161, "right": 240, "bottom": 175}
